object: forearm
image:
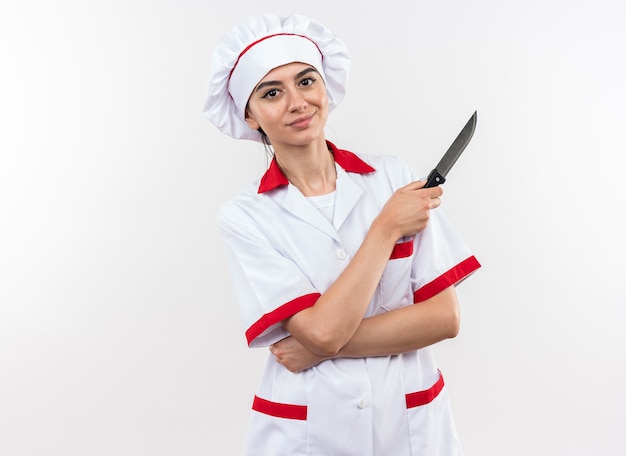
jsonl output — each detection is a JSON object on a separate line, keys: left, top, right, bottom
{"left": 284, "top": 216, "right": 398, "bottom": 355}
{"left": 336, "top": 286, "right": 460, "bottom": 358}
{"left": 272, "top": 286, "right": 460, "bottom": 373}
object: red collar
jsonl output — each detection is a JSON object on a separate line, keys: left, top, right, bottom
{"left": 257, "top": 141, "right": 376, "bottom": 193}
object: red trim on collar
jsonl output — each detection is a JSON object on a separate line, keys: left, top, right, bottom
{"left": 257, "top": 141, "right": 376, "bottom": 193}
{"left": 257, "top": 158, "right": 289, "bottom": 193}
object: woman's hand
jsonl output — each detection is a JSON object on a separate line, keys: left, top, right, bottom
{"left": 376, "top": 180, "right": 443, "bottom": 240}
{"left": 270, "top": 336, "right": 331, "bottom": 373}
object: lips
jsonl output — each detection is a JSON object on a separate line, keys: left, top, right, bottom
{"left": 288, "top": 113, "right": 314, "bottom": 128}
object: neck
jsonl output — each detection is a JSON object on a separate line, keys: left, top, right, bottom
{"left": 273, "top": 137, "right": 336, "bottom": 196}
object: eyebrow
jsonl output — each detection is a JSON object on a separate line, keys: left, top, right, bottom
{"left": 254, "top": 67, "right": 319, "bottom": 93}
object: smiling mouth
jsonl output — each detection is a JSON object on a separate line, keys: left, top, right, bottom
{"left": 288, "top": 113, "right": 314, "bottom": 128}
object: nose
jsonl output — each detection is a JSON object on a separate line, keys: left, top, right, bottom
{"left": 287, "top": 89, "right": 307, "bottom": 112}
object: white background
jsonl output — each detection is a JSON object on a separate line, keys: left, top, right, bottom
{"left": 1, "top": 1, "right": 625, "bottom": 455}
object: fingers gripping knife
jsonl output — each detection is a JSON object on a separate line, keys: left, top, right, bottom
{"left": 424, "top": 111, "right": 478, "bottom": 188}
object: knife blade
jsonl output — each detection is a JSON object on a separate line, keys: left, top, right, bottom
{"left": 424, "top": 111, "right": 477, "bottom": 188}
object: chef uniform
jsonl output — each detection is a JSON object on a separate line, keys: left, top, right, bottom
{"left": 204, "top": 13, "right": 481, "bottom": 456}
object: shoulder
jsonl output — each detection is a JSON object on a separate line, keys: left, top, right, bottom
{"left": 359, "top": 151, "right": 412, "bottom": 171}
{"left": 347, "top": 149, "right": 418, "bottom": 188}
{"left": 217, "top": 180, "right": 265, "bottom": 230}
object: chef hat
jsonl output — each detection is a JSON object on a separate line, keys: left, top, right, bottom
{"left": 203, "top": 13, "right": 350, "bottom": 142}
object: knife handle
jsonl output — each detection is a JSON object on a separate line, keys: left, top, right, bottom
{"left": 424, "top": 169, "right": 446, "bottom": 188}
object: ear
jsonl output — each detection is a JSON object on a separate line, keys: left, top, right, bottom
{"left": 245, "top": 109, "right": 260, "bottom": 131}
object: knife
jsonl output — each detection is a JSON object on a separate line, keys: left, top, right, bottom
{"left": 424, "top": 111, "right": 477, "bottom": 188}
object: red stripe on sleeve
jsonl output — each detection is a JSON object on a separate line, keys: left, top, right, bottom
{"left": 413, "top": 256, "right": 481, "bottom": 303}
{"left": 245, "top": 293, "right": 321, "bottom": 345}
{"left": 390, "top": 239, "right": 414, "bottom": 259}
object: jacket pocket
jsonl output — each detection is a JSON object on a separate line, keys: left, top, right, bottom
{"left": 252, "top": 395, "right": 307, "bottom": 420}
{"left": 245, "top": 395, "right": 308, "bottom": 455}
{"left": 405, "top": 371, "right": 463, "bottom": 455}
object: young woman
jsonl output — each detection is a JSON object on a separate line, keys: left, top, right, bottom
{"left": 204, "top": 13, "right": 480, "bottom": 456}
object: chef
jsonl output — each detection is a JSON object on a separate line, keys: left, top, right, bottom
{"left": 203, "top": 13, "right": 481, "bottom": 456}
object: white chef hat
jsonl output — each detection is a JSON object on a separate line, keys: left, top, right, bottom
{"left": 203, "top": 13, "right": 350, "bottom": 142}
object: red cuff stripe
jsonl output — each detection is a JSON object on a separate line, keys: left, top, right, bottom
{"left": 390, "top": 239, "right": 414, "bottom": 259}
{"left": 252, "top": 395, "right": 308, "bottom": 420}
{"left": 245, "top": 293, "right": 321, "bottom": 345}
{"left": 405, "top": 370, "right": 445, "bottom": 408}
{"left": 413, "top": 256, "right": 481, "bottom": 303}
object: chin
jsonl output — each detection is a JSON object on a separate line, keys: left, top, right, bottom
{"left": 295, "top": 132, "right": 325, "bottom": 147}
{"left": 278, "top": 129, "right": 325, "bottom": 147}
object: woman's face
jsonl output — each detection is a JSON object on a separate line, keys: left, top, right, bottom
{"left": 245, "top": 62, "right": 329, "bottom": 149}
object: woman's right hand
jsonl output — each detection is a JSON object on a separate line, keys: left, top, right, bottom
{"left": 270, "top": 336, "right": 331, "bottom": 373}
{"left": 376, "top": 180, "right": 443, "bottom": 240}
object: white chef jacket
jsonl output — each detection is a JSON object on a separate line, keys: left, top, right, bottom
{"left": 218, "top": 141, "right": 480, "bottom": 456}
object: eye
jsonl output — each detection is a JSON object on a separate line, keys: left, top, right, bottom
{"left": 299, "top": 77, "right": 316, "bottom": 87}
{"left": 262, "top": 88, "right": 280, "bottom": 99}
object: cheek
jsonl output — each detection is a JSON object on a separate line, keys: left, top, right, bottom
{"left": 319, "top": 94, "right": 329, "bottom": 117}
{"left": 245, "top": 104, "right": 273, "bottom": 131}
{"left": 257, "top": 107, "right": 283, "bottom": 128}
{"left": 318, "top": 90, "right": 329, "bottom": 111}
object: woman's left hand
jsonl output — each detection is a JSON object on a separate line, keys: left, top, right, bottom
{"left": 270, "top": 336, "right": 331, "bottom": 373}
